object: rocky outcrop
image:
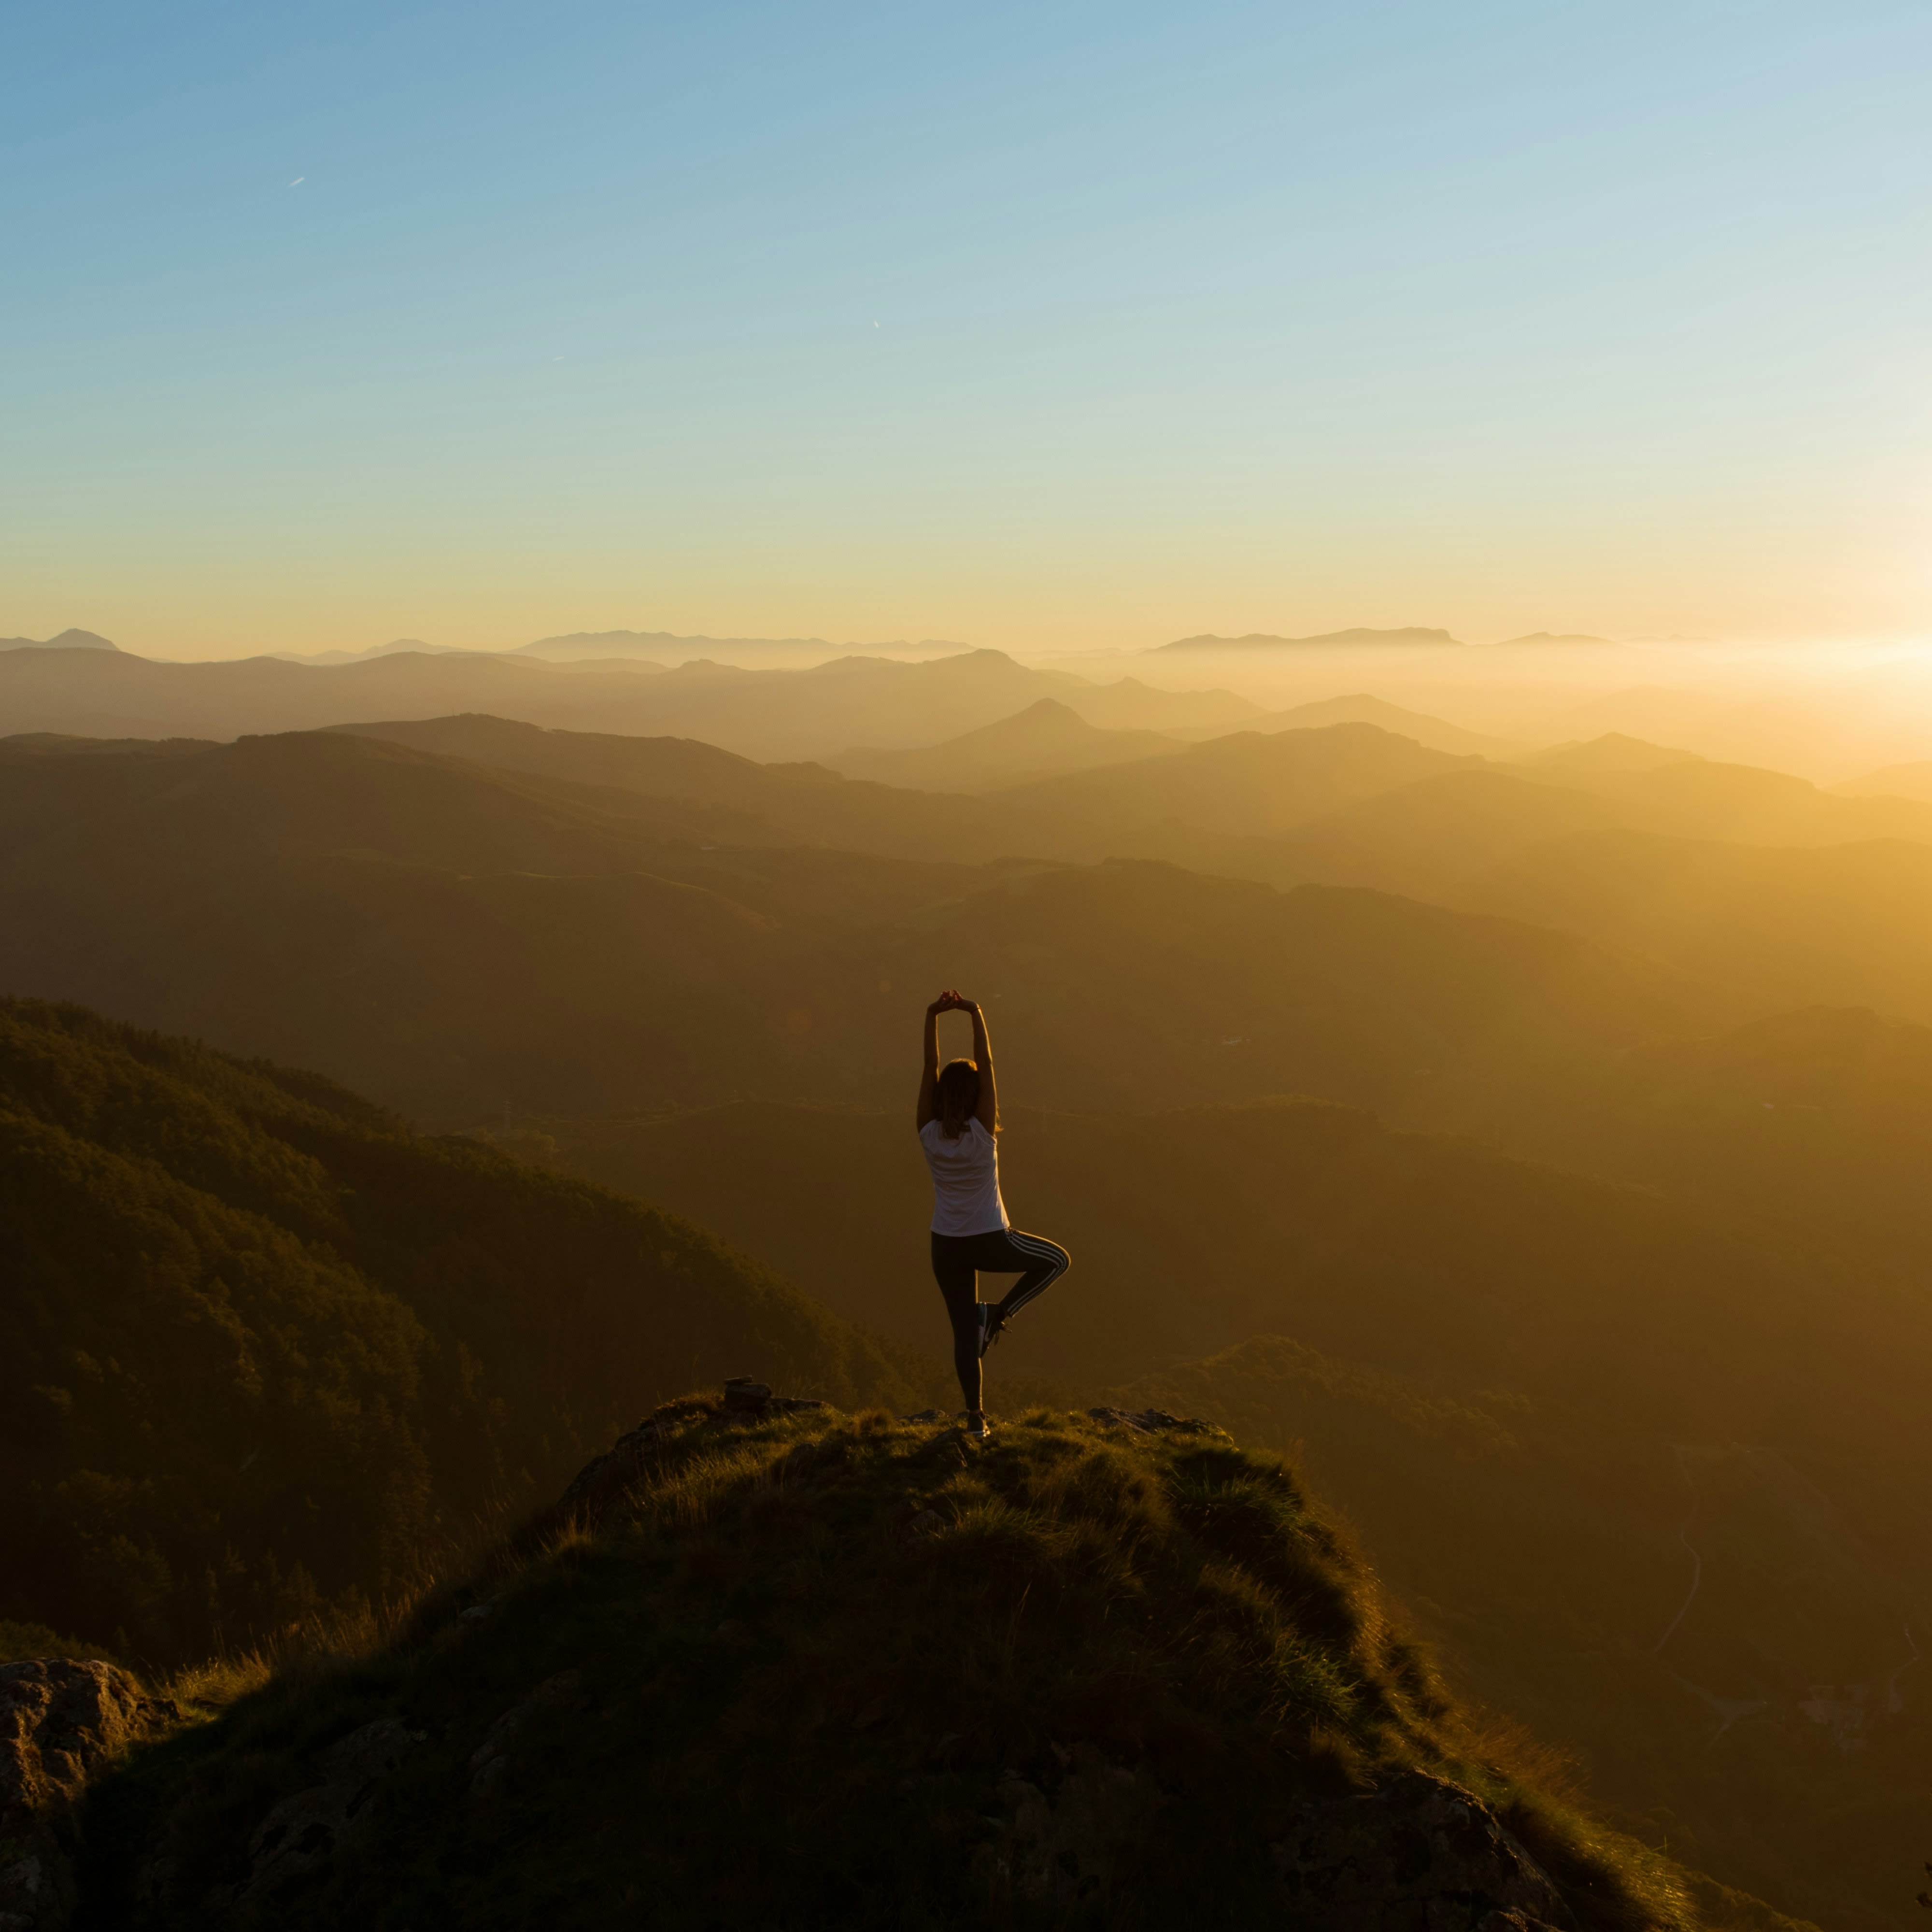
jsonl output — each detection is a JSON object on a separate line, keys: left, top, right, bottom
{"left": 560, "top": 1381, "right": 833, "bottom": 1510}
{"left": 468, "top": 1672, "right": 587, "bottom": 1803}
{"left": 979, "top": 1748, "right": 1151, "bottom": 1906}
{"left": 131, "top": 1717, "right": 420, "bottom": 1913}
{"left": 0, "top": 1660, "right": 178, "bottom": 1932}
{"left": 1273, "top": 1772, "right": 1575, "bottom": 1931}
{"left": 234, "top": 1719, "right": 415, "bottom": 1905}
{"left": 720, "top": 1376, "right": 828, "bottom": 1421}
{"left": 1086, "top": 1406, "right": 1224, "bottom": 1436}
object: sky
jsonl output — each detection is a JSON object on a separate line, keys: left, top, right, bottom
{"left": 3, "top": 0, "right": 1929, "bottom": 660}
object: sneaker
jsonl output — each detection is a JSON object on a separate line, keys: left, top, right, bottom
{"left": 966, "top": 1411, "right": 990, "bottom": 1439}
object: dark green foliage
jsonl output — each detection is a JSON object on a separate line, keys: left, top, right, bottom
{"left": 0, "top": 1000, "right": 914, "bottom": 1662}
{"left": 83, "top": 1402, "right": 1762, "bottom": 1932}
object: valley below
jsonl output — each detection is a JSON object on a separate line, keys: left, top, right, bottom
{"left": 5, "top": 642, "right": 1932, "bottom": 1929}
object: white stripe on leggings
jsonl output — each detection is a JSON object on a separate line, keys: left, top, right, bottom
{"left": 1000, "top": 1230, "right": 1068, "bottom": 1317}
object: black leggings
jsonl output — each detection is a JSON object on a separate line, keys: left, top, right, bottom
{"left": 929, "top": 1226, "right": 1071, "bottom": 1412}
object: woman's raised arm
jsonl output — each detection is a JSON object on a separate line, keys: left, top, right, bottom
{"left": 916, "top": 994, "right": 948, "bottom": 1129}
{"left": 966, "top": 1000, "right": 998, "bottom": 1132}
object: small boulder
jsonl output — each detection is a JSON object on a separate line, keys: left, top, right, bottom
{"left": 1272, "top": 1772, "right": 1574, "bottom": 1931}
{"left": 979, "top": 1747, "right": 1149, "bottom": 1905}
{"left": 559, "top": 1415, "right": 667, "bottom": 1507}
{"left": 468, "top": 1672, "right": 587, "bottom": 1804}
{"left": 721, "top": 1378, "right": 826, "bottom": 1420}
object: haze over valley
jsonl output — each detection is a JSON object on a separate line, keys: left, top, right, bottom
{"left": 9, "top": 611, "right": 1932, "bottom": 1926}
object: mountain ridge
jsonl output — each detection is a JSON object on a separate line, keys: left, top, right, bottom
{"left": 0, "top": 629, "right": 118, "bottom": 653}
{"left": 1156, "top": 626, "right": 1463, "bottom": 651}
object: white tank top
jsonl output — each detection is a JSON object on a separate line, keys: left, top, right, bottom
{"left": 919, "top": 1118, "right": 1009, "bottom": 1236}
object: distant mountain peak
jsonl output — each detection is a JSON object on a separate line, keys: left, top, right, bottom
{"left": 0, "top": 627, "right": 119, "bottom": 652}
{"left": 1516, "top": 731, "right": 1705, "bottom": 773}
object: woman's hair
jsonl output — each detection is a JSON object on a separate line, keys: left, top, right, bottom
{"left": 936, "top": 1058, "right": 981, "bottom": 1140}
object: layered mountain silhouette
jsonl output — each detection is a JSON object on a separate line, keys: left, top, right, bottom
{"left": 0, "top": 628, "right": 117, "bottom": 652}
{"left": 6, "top": 683, "right": 1930, "bottom": 1926}
{"left": 827, "top": 697, "right": 1185, "bottom": 792}
{"left": 1515, "top": 731, "right": 1702, "bottom": 774}
{"left": 1837, "top": 758, "right": 1932, "bottom": 803}
{"left": 1156, "top": 626, "right": 1463, "bottom": 650}
{"left": 0, "top": 644, "right": 1258, "bottom": 761}
{"left": 986, "top": 722, "right": 1477, "bottom": 841}
{"left": 1169, "top": 692, "right": 1520, "bottom": 757}
{"left": 506, "top": 627, "right": 968, "bottom": 663}
{"left": 1458, "top": 829, "right": 1932, "bottom": 1023}
{"left": 270, "top": 637, "right": 469, "bottom": 666}
{"left": 0, "top": 728, "right": 1710, "bottom": 1128}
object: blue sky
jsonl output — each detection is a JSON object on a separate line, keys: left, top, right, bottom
{"left": 3, "top": 0, "right": 1928, "bottom": 655}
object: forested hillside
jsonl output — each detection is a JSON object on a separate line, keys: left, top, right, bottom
{"left": 0, "top": 1000, "right": 911, "bottom": 1662}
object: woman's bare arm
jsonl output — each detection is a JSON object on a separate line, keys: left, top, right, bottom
{"left": 916, "top": 996, "right": 947, "bottom": 1128}
{"left": 966, "top": 1000, "right": 998, "bottom": 1132}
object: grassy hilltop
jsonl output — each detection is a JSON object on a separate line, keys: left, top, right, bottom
{"left": 81, "top": 1393, "right": 1810, "bottom": 1932}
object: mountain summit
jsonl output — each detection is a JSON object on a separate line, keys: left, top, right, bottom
{"left": 71, "top": 1391, "right": 1806, "bottom": 1930}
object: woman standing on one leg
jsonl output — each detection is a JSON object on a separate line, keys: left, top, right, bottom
{"left": 916, "top": 991, "right": 1071, "bottom": 1438}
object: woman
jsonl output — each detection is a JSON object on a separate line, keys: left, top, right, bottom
{"left": 916, "top": 990, "right": 1070, "bottom": 1437}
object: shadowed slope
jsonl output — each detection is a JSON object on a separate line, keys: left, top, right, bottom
{"left": 0, "top": 732, "right": 1706, "bottom": 1124}
{"left": 1457, "top": 831, "right": 1932, "bottom": 1023}
{"left": 1170, "top": 694, "right": 1518, "bottom": 757}
{"left": 1124, "top": 1335, "right": 1925, "bottom": 1932}
{"left": 326, "top": 711, "right": 1021, "bottom": 862}
{"left": 829, "top": 697, "right": 1186, "bottom": 791}
{"left": 988, "top": 722, "right": 1476, "bottom": 841}
{"left": 0, "top": 1000, "right": 913, "bottom": 1661}
{"left": 547, "top": 1096, "right": 1928, "bottom": 1481}
{"left": 1835, "top": 760, "right": 1932, "bottom": 803}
